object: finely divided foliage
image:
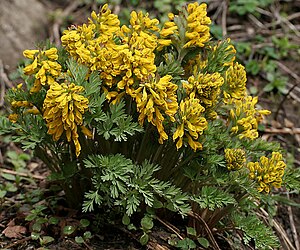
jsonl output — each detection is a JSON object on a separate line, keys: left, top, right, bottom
{"left": 1, "top": 2, "right": 296, "bottom": 248}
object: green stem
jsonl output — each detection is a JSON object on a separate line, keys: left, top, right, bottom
{"left": 207, "top": 191, "right": 249, "bottom": 229}
{"left": 171, "top": 151, "right": 197, "bottom": 174}
{"left": 35, "top": 145, "right": 60, "bottom": 173}
{"left": 135, "top": 123, "right": 151, "bottom": 163}
{"left": 151, "top": 144, "right": 165, "bottom": 163}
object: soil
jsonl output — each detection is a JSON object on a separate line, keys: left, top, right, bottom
{"left": 0, "top": 0, "right": 300, "bottom": 249}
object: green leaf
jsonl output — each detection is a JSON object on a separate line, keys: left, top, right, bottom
{"left": 5, "top": 183, "right": 17, "bottom": 192}
{"left": 141, "top": 216, "right": 154, "bottom": 231}
{"left": 18, "top": 153, "right": 31, "bottom": 161}
{"left": 187, "top": 227, "right": 197, "bottom": 236}
{"left": 1, "top": 173, "right": 16, "bottom": 181}
{"left": 0, "top": 190, "right": 7, "bottom": 198}
{"left": 153, "top": 199, "right": 163, "bottom": 208}
{"left": 40, "top": 236, "right": 54, "bottom": 245}
{"left": 25, "top": 214, "right": 37, "bottom": 221}
{"left": 80, "top": 219, "right": 90, "bottom": 228}
{"left": 67, "top": 58, "right": 89, "bottom": 86}
{"left": 246, "top": 60, "right": 260, "bottom": 75}
{"left": 127, "top": 223, "right": 137, "bottom": 231}
{"left": 63, "top": 225, "right": 76, "bottom": 235}
{"left": 139, "top": 233, "right": 149, "bottom": 246}
{"left": 122, "top": 214, "right": 130, "bottom": 226}
{"left": 177, "top": 238, "right": 196, "bottom": 249}
{"left": 49, "top": 217, "right": 59, "bottom": 225}
{"left": 75, "top": 236, "right": 85, "bottom": 244}
{"left": 192, "top": 186, "right": 236, "bottom": 211}
{"left": 263, "top": 83, "right": 274, "bottom": 92}
{"left": 31, "top": 232, "right": 40, "bottom": 240}
{"left": 83, "top": 231, "right": 92, "bottom": 239}
{"left": 32, "top": 222, "right": 42, "bottom": 232}
{"left": 198, "top": 237, "right": 210, "bottom": 248}
{"left": 272, "top": 195, "right": 300, "bottom": 208}
{"left": 36, "top": 217, "right": 48, "bottom": 224}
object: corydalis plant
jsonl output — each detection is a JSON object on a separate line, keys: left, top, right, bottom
{"left": 1, "top": 2, "right": 289, "bottom": 249}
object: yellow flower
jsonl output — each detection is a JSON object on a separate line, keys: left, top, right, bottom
{"left": 23, "top": 50, "right": 39, "bottom": 60}
{"left": 24, "top": 107, "right": 40, "bottom": 115}
{"left": 185, "top": 71, "right": 224, "bottom": 119}
{"left": 173, "top": 93, "right": 207, "bottom": 151}
{"left": 128, "top": 10, "right": 159, "bottom": 34}
{"left": 135, "top": 75, "right": 178, "bottom": 143}
{"left": 89, "top": 4, "right": 120, "bottom": 41}
{"left": 158, "top": 13, "right": 178, "bottom": 50}
{"left": 247, "top": 152, "right": 286, "bottom": 193}
{"left": 43, "top": 82, "right": 90, "bottom": 157}
{"left": 61, "top": 24, "right": 94, "bottom": 66}
{"left": 184, "top": 2, "right": 211, "bottom": 48}
{"left": 224, "top": 62, "right": 247, "bottom": 100}
{"left": 223, "top": 39, "right": 236, "bottom": 67}
{"left": 23, "top": 48, "right": 62, "bottom": 93}
{"left": 225, "top": 148, "right": 246, "bottom": 171}
{"left": 11, "top": 101, "right": 33, "bottom": 108}
{"left": 228, "top": 95, "right": 271, "bottom": 140}
{"left": 8, "top": 114, "right": 18, "bottom": 123}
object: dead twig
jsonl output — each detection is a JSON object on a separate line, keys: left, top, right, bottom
{"left": 258, "top": 207, "right": 296, "bottom": 250}
{"left": 248, "top": 13, "right": 265, "bottom": 29}
{"left": 286, "top": 193, "right": 300, "bottom": 250}
{"left": 148, "top": 240, "right": 170, "bottom": 250}
{"left": 276, "top": 61, "right": 300, "bottom": 84}
{"left": 0, "top": 168, "right": 45, "bottom": 180}
{"left": 52, "top": 0, "right": 80, "bottom": 46}
{"left": 187, "top": 211, "right": 221, "bottom": 250}
{"left": 221, "top": 0, "right": 227, "bottom": 37}
{"left": 274, "top": 60, "right": 300, "bottom": 119}
{"left": 264, "top": 128, "right": 300, "bottom": 135}
{"left": 0, "top": 59, "right": 13, "bottom": 107}
{"left": 155, "top": 216, "right": 183, "bottom": 240}
{"left": 3, "top": 236, "right": 32, "bottom": 249}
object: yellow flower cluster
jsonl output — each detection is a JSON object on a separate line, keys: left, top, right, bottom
{"left": 185, "top": 71, "right": 224, "bottom": 119}
{"left": 135, "top": 75, "right": 178, "bottom": 143}
{"left": 23, "top": 48, "right": 61, "bottom": 93}
{"left": 224, "top": 62, "right": 247, "bottom": 100}
{"left": 61, "top": 4, "right": 120, "bottom": 66}
{"left": 229, "top": 95, "right": 271, "bottom": 140}
{"left": 117, "top": 10, "right": 159, "bottom": 92}
{"left": 225, "top": 148, "right": 246, "bottom": 171}
{"left": 43, "top": 82, "right": 91, "bottom": 157}
{"left": 61, "top": 5, "right": 161, "bottom": 99}
{"left": 248, "top": 152, "right": 286, "bottom": 193}
{"left": 184, "top": 2, "right": 211, "bottom": 48}
{"left": 173, "top": 93, "right": 207, "bottom": 151}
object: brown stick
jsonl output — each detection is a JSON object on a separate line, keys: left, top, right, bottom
{"left": 51, "top": 1, "right": 80, "bottom": 46}
{"left": 0, "top": 168, "right": 45, "bottom": 180}
{"left": 3, "top": 236, "right": 32, "bottom": 249}
{"left": 287, "top": 193, "right": 300, "bottom": 250}
{"left": 188, "top": 211, "right": 221, "bottom": 250}
{"left": 156, "top": 216, "right": 183, "bottom": 240}
{"left": 221, "top": 0, "right": 227, "bottom": 37}
{"left": 264, "top": 128, "right": 300, "bottom": 135}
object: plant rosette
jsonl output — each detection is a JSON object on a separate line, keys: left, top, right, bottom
{"left": 1, "top": 2, "right": 290, "bottom": 248}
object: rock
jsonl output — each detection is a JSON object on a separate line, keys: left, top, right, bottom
{"left": 0, "top": 0, "right": 48, "bottom": 71}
